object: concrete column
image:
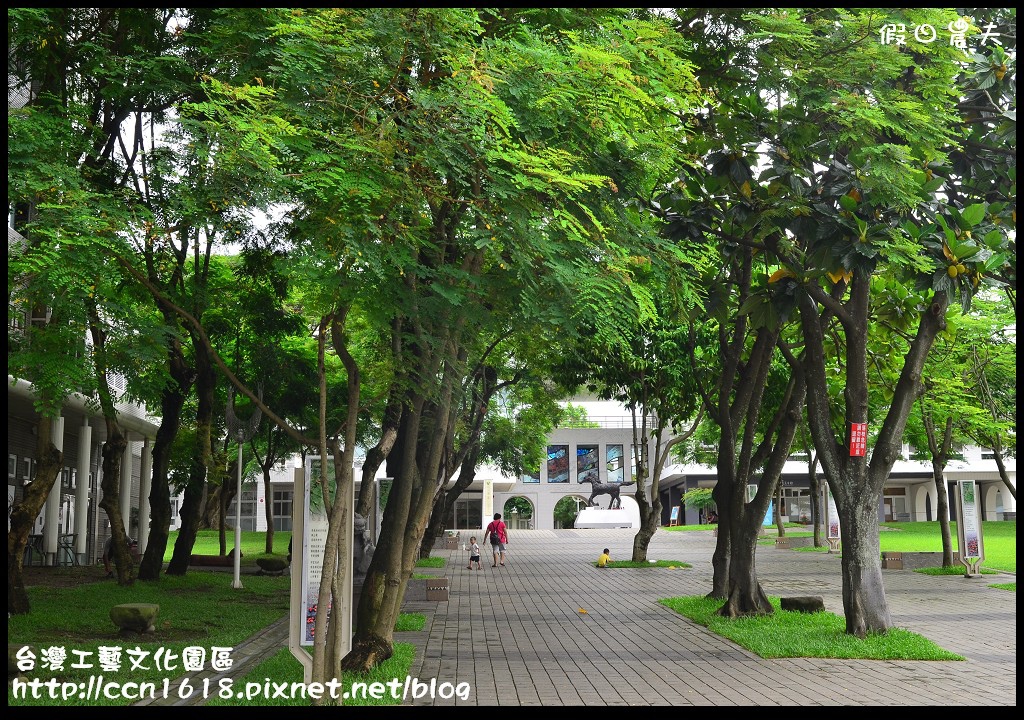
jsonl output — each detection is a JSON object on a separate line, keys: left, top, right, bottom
{"left": 91, "top": 441, "right": 103, "bottom": 564}
{"left": 483, "top": 478, "right": 493, "bottom": 529}
{"left": 138, "top": 439, "right": 153, "bottom": 553}
{"left": 43, "top": 416, "right": 66, "bottom": 564}
{"left": 119, "top": 441, "right": 134, "bottom": 536}
{"left": 74, "top": 421, "right": 93, "bottom": 563}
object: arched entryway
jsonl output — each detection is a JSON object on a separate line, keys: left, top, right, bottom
{"left": 553, "top": 495, "right": 589, "bottom": 529}
{"left": 503, "top": 496, "right": 535, "bottom": 530}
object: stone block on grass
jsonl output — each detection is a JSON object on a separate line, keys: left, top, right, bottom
{"left": 111, "top": 603, "right": 160, "bottom": 634}
{"left": 780, "top": 596, "right": 825, "bottom": 613}
{"left": 256, "top": 557, "right": 288, "bottom": 575}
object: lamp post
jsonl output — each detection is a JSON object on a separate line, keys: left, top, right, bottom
{"left": 226, "top": 387, "right": 262, "bottom": 590}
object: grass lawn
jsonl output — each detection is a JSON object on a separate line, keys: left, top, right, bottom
{"left": 164, "top": 529, "right": 292, "bottom": 566}
{"left": 8, "top": 571, "right": 291, "bottom": 706}
{"left": 660, "top": 596, "right": 964, "bottom": 661}
{"left": 593, "top": 559, "right": 690, "bottom": 569}
{"left": 878, "top": 520, "right": 1015, "bottom": 573}
{"left": 8, "top": 563, "right": 426, "bottom": 708}
{"left": 414, "top": 556, "right": 446, "bottom": 568}
{"left": 671, "top": 520, "right": 1016, "bottom": 574}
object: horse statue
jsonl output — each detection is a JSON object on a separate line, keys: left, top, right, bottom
{"left": 580, "top": 479, "right": 636, "bottom": 509}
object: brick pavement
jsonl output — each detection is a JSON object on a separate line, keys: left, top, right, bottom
{"left": 404, "top": 528, "right": 1016, "bottom": 706}
{"left": 138, "top": 527, "right": 1015, "bottom": 706}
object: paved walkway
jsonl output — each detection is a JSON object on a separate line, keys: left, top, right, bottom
{"left": 141, "top": 528, "right": 1016, "bottom": 706}
{"left": 408, "top": 529, "right": 1016, "bottom": 706}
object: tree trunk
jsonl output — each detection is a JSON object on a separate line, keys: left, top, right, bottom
{"left": 799, "top": 274, "right": 948, "bottom": 638}
{"left": 807, "top": 452, "right": 822, "bottom": 547}
{"left": 836, "top": 486, "right": 892, "bottom": 637}
{"left": 708, "top": 480, "right": 731, "bottom": 599}
{"left": 139, "top": 302, "right": 194, "bottom": 581}
{"left": 344, "top": 350, "right": 458, "bottom": 672}
{"left": 932, "top": 465, "right": 954, "bottom": 564}
{"left": 422, "top": 447, "right": 479, "bottom": 560}
{"left": 138, "top": 381, "right": 186, "bottom": 580}
{"left": 219, "top": 477, "right": 229, "bottom": 555}
{"left": 7, "top": 419, "right": 62, "bottom": 614}
{"left": 167, "top": 478, "right": 206, "bottom": 574}
{"left": 99, "top": 431, "right": 133, "bottom": 585}
{"left": 263, "top": 465, "right": 275, "bottom": 554}
{"left": 774, "top": 478, "right": 785, "bottom": 536}
{"left": 166, "top": 341, "right": 217, "bottom": 574}
{"left": 991, "top": 447, "right": 1016, "bottom": 501}
{"left": 718, "top": 516, "right": 772, "bottom": 617}
{"left": 355, "top": 397, "right": 402, "bottom": 520}
{"left": 631, "top": 496, "right": 660, "bottom": 564}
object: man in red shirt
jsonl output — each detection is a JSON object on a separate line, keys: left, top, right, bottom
{"left": 483, "top": 513, "right": 509, "bottom": 567}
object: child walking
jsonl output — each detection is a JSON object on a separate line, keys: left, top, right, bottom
{"left": 466, "top": 536, "right": 482, "bottom": 570}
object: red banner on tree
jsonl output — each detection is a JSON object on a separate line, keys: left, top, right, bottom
{"left": 849, "top": 422, "right": 867, "bottom": 457}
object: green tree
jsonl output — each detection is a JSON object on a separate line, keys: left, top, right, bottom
{"left": 7, "top": 8, "right": 193, "bottom": 605}
{"left": 552, "top": 281, "right": 705, "bottom": 562}
{"left": 553, "top": 495, "right": 581, "bottom": 529}
{"left": 235, "top": 8, "right": 703, "bottom": 679}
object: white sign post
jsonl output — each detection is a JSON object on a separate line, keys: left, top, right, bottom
{"left": 825, "top": 486, "right": 841, "bottom": 553}
{"left": 288, "top": 467, "right": 312, "bottom": 683}
{"left": 956, "top": 479, "right": 985, "bottom": 577}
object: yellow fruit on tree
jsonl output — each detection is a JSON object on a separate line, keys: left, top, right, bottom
{"left": 947, "top": 266, "right": 958, "bottom": 278}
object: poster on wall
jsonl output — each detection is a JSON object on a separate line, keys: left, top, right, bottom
{"left": 957, "top": 480, "right": 984, "bottom": 562}
{"left": 826, "top": 487, "right": 841, "bottom": 540}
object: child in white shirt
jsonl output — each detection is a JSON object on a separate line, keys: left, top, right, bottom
{"left": 466, "top": 537, "right": 482, "bottom": 570}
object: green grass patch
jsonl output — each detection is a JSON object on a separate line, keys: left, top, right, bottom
{"left": 989, "top": 582, "right": 1015, "bottom": 592}
{"left": 9, "top": 573, "right": 290, "bottom": 706}
{"left": 914, "top": 565, "right": 1000, "bottom": 576}
{"left": 205, "top": 643, "right": 417, "bottom": 706}
{"left": 593, "top": 559, "right": 690, "bottom": 569}
{"left": 878, "top": 520, "right": 1015, "bottom": 573}
{"left": 663, "top": 522, "right": 804, "bottom": 532}
{"left": 660, "top": 595, "right": 963, "bottom": 661}
{"left": 394, "top": 613, "right": 426, "bottom": 632}
{"left": 164, "top": 529, "right": 292, "bottom": 566}
{"left": 414, "top": 557, "right": 445, "bottom": 568}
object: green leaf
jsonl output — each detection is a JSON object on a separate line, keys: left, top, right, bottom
{"left": 960, "top": 203, "right": 986, "bottom": 228}
{"left": 983, "top": 230, "right": 1005, "bottom": 250}
{"left": 839, "top": 194, "right": 858, "bottom": 212}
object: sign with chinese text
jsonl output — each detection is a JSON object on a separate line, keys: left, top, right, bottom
{"left": 957, "top": 480, "right": 984, "bottom": 562}
{"left": 848, "top": 422, "right": 867, "bottom": 457}
{"left": 301, "top": 458, "right": 333, "bottom": 646}
{"left": 826, "top": 487, "right": 841, "bottom": 541}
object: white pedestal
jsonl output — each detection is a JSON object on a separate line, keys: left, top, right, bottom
{"left": 574, "top": 506, "right": 637, "bottom": 529}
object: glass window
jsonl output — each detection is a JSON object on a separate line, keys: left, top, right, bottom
{"left": 577, "top": 445, "right": 598, "bottom": 483}
{"left": 631, "top": 445, "right": 644, "bottom": 482}
{"left": 227, "top": 489, "right": 258, "bottom": 531}
{"left": 272, "top": 489, "right": 293, "bottom": 531}
{"left": 606, "top": 445, "right": 623, "bottom": 484}
{"left": 547, "top": 445, "right": 569, "bottom": 483}
{"left": 521, "top": 468, "right": 540, "bottom": 484}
